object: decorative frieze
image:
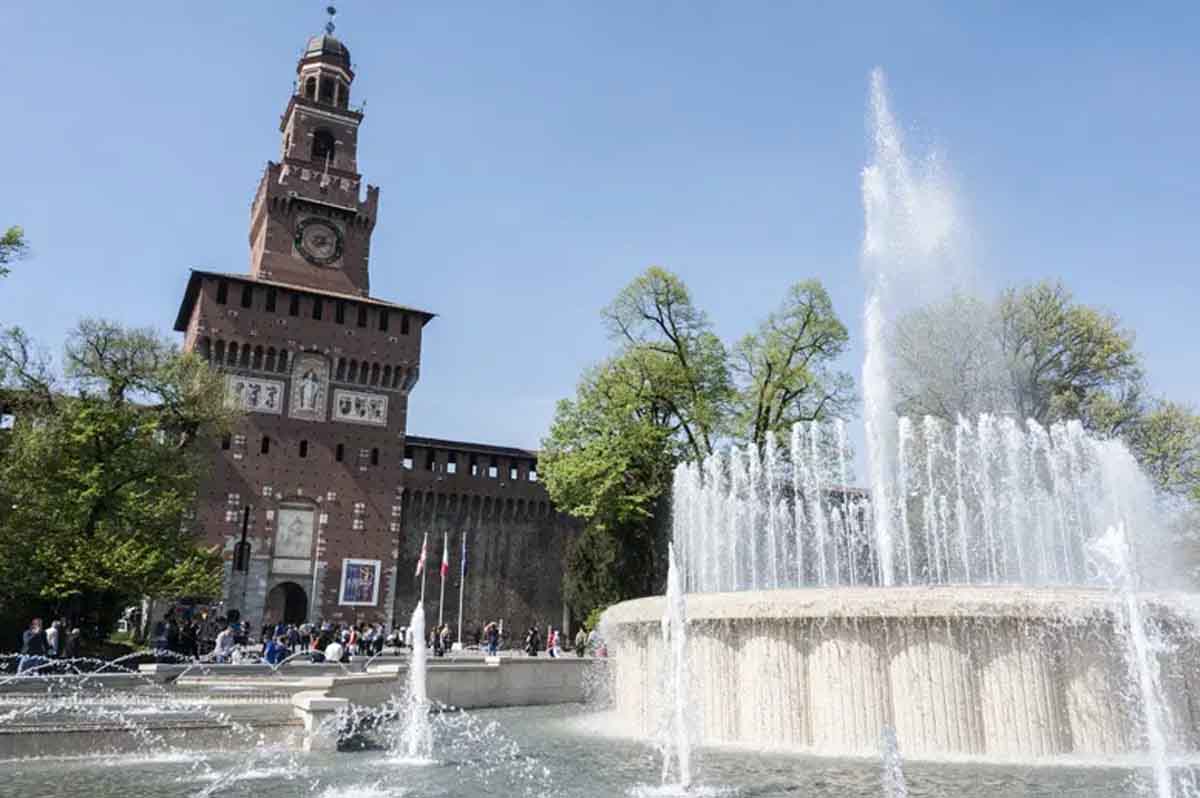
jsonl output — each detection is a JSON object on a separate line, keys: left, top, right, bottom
{"left": 226, "top": 375, "right": 284, "bottom": 415}
{"left": 333, "top": 389, "right": 388, "bottom": 426}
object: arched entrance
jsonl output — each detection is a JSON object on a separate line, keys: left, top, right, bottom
{"left": 264, "top": 582, "right": 308, "bottom": 625}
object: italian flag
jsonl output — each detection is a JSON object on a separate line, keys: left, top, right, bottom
{"left": 440, "top": 534, "right": 450, "bottom": 578}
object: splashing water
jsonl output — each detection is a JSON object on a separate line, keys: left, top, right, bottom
{"left": 394, "top": 602, "right": 433, "bottom": 762}
{"left": 880, "top": 727, "right": 908, "bottom": 798}
{"left": 659, "top": 543, "right": 692, "bottom": 789}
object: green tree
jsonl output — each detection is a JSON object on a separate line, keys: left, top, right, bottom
{"left": 0, "top": 320, "right": 233, "bottom": 638}
{"left": 731, "top": 280, "right": 854, "bottom": 450}
{"left": 0, "top": 225, "right": 28, "bottom": 278}
{"left": 543, "top": 267, "right": 854, "bottom": 616}
{"left": 1125, "top": 400, "right": 1200, "bottom": 503}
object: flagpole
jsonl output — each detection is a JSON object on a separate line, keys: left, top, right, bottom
{"left": 456, "top": 531, "right": 466, "bottom": 647}
{"left": 418, "top": 532, "right": 428, "bottom": 604}
{"left": 438, "top": 533, "right": 447, "bottom": 628}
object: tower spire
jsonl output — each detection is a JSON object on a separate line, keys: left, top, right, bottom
{"left": 325, "top": 5, "right": 337, "bottom": 35}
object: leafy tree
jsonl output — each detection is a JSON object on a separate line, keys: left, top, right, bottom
{"left": 543, "top": 267, "right": 853, "bottom": 616}
{"left": 0, "top": 320, "right": 233, "bottom": 640}
{"left": 1125, "top": 400, "right": 1200, "bottom": 503}
{"left": 731, "top": 280, "right": 854, "bottom": 450}
{"left": 0, "top": 225, "right": 28, "bottom": 277}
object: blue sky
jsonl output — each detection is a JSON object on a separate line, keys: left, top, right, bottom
{"left": 2, "top": 2, "right": 1197, "bottom": 452}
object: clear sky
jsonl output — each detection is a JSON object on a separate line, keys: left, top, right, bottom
{"left": 2, "top": 2, "right": 1197, "bottom": 452}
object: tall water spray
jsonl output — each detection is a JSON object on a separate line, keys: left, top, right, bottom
{"left": 861, "top": 68, "right": 960, "bottom": 586}
{"left": 396, "top": 602, "right": 433, "bottom": 761}
{"left": 659, "top": 543, "right": 692, "bottom": 789}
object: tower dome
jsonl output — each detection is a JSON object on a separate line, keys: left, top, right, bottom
{"left": 303, "top": 33, "right": 351, "bottom": 68}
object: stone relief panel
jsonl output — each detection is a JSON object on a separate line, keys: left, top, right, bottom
{"left": 275, "top": 506, "right": 315, "bottom": 559}
{"left": 226, "top": 375, "right": 284, "bottom": 415}
{"left": 332, "top": 389, "right": 389, "bottom": 426}
{"left": 289, "top": 353, "right": 329, "bottom": 421}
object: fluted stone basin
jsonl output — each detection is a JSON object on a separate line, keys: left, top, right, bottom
{"left": 602, "top": 585, "right": 1200, "bottom": 761}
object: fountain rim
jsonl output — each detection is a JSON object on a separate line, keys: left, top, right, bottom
{"left": 602, "top": 585, "right": 1200, "bottom": 625}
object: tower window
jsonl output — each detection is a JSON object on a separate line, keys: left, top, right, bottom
{"left": 319, "top": 77, "right": 335, "bottom": 104}
{"left": 299, "top": 440, "right": 309, "bottom": 458}
{"left": 335, "top": 443, "right": 344, "bottom": 462}
{"left": 221, "top": 434, "right": 231, "bottom": 451}
{"left": 357, "top": 306, "right": 368, "bottom": 328}
{"left": 265, "top": 287, "right": 277, "bottom": 312}
{"left": 261, "top": 436, "right": 271, "bottom": 455}
{"left": 216, "top": 279, "right": 228, "bottom": 305}
{"left": 335, "top": 301, "right": 346, "bottom": 324}
{"left": 240, "top": 284, "right": 253, "bottom": 309}
{"left": 379, "top": 310, "right": 389, "bottom": 332}
{"left": 312, "top": 298, "right": 323, "bottom": 320}
{"left": 400, "top": 313, "right": 410, "bottom": 335}
{"left": 371, "top": 448, "right": 380, "bottom": 466}
{"left": 312, "top": 129, "right": 335, "bottom": 165}
{"left": 304, "top": 77, "right": 316, "bottom": 99}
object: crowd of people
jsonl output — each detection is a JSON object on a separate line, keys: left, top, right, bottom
{"left": 13, "top": 610, "right": 606, "bottom": 673}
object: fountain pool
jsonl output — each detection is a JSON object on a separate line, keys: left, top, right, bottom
{"left": 0, "top": 704, "right": 1186, "bottom": 797}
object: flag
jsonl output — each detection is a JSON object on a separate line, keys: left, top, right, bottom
{"left": 440, "top": 534, "right": 450, "bottom": 578}
{"left": 415, "top": 532, "right": 429, "bottom": 577}
{"left": 460, "top": 532, "right": 468, "bottom": 578}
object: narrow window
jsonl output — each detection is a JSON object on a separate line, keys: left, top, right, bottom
{"left": 403, "top": 447, "right": 414, "bottom": 470}
{"left": 336, "top": 358, "right": 346, "bottom": 381}
{"left": 240, "top": 284, "right": 253, "bottom": 309}
{"left": 370, "top": 448, "right": 380, "bottom": 466}
{"left": 304, "top": 76, "right": 316, "bottom": 99}
{"left": 221, "top": 434, "right": 232, "bottom": 451}
{"left": 335, "top": 301, "right": 346, "bottom": 324}
{"left": 336, "top": 443, "right": 344, "bottom": 462}
{"left": 447, "top": 453, "right": 458, "bottom": 475}
{"left": 318, "top": 78, "right": 335, "bottom": 105}
{"left": 425, "top": 451, "right": 436, "bottom": 471}
{"left": 261, "top": 436, "right": 271, "bottom": 455}
{"left": 529, "top": 464, "right": 539, "bottom": 482}
{"left": 357, "top": 306, "right": 368, "bottom": 328}
{"left": 487, "top": 459, "right": 498, "bottom": 479}
{"left": 509, "top": 464, "right": 519, "bottom": 480}
{"left": 277, "top": 351, "right": 289, "bottom": 372}
{"left": 379, "top": 310, "right": 389, "bottom": 332}
{"left": 312, "top": 298, "right": 323, "bottom": 320}
{"left": 265, "top": 287, "right": 277, "bottom": 312}
{"left": 370, "top": 363, "right": 380, "bottom": 385}
{"left": 400, "top": 313, "right": 410, "bottom": 335}
{"left": 299, "top": 440, "right": 309, "bottom": 458}
{"left": 470, "top": 455, "right": 479, "bottom": 477}
{"left": 312, "top": 129, "right": 335, "bottom": 163}
{"left": 288, "top": 293, "right": 300, "bottom": 316}
{"left": 216, "top": 280, "right": 228, "bottom": 304}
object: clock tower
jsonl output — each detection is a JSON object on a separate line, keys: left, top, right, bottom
{"left": 249, "top": 16, "right": 378, "bottom": 296}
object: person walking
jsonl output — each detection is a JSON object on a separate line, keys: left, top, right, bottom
{"left": 523, "top": 626, "right": 540, "bottom": 657}
{"left": 214, "top": 623, "right": 236, "bottom": 663}
{"left": 574, "top": 627, "right": 588, "bottom": 658}
{"left": 485, "top": 622, "right": 500, "bottom": 657}
{"left": 546, "top": 627, "right": 558, "bottom": 658}
{"left": 18, "top": 617, "right": 48, "bottom": 674}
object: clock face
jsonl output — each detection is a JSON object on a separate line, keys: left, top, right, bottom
{"left": 294, "top": 218, "right": 343, "bottom": 267}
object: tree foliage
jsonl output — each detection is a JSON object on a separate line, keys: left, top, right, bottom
{"left": 0, "top": 225, "right": 28, "bottom": 277}
{"left": 0, "top": 321, "right": 233, "bottom": 638}
{"left": 543, "top": 267, "right": 853, "bottom": 617}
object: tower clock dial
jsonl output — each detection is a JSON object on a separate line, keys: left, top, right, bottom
{"left": 295, "top": 217, "right": 344, "bottom": 267}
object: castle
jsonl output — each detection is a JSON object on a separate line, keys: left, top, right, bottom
{"left": 171, "top": 19, "right": 576, "bottom": 637}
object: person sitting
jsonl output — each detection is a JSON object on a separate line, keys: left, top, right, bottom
{"left": 324, "top": 637, "right": 344, "bottom": 665}
{"left": 264, "top": 635, "right": 288, "bottom": 666}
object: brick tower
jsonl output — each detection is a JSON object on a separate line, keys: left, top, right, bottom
{"left": 173, "top": 13, "right": 433, "bottom": 629}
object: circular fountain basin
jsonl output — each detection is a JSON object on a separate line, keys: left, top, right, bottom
{"left": 602, "top": 585, "right": 1200, "bottom": 761}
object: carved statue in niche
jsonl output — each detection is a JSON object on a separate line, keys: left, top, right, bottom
{"left": 289, "top": 353, "right": 329, "bottom": 421}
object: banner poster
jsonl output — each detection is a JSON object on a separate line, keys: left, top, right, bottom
{"left": 339, "top": 558, "right": 381, "bottom": 606}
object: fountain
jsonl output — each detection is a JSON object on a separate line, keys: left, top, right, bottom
{"left": 394, "top": 602, "right": 433, "bottom": 762}
{"left": 602, "top": 68, "right": 1200, "bottom": 797}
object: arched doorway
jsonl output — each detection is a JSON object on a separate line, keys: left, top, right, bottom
{"left": 264, "top": 582, "right": 308, "bottom": 625}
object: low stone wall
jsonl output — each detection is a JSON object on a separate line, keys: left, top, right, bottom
{"left": 603, "top": 585, "right": 1200, "bottom": 761}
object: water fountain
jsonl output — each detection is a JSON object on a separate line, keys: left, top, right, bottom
{"left": 602, "top": 69, "right": 1200, "bottom": 797}
{"left": 394, "top": 602, "right": 433, "bottom": 762}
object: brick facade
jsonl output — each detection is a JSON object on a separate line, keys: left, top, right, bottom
{"left": 171, "top": 29, "right": 577, "bottom": 635}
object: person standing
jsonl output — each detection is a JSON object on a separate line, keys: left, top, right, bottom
{"left": 44, "top": 620, "right": 60, "bottom": 659}
{"left": 64, "top": 628, "right": 82, "bottom": 659}
{"left": 214, "top": 623, "right": 236, "bottom": 663}
{"left": 18, "top": 618, "right": 48, "bottom": 674}
{"left": 485, "top": 622, "right": 500, "bottom": 656}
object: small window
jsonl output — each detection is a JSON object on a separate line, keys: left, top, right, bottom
{"left": 403, "top": 447, "right": 413, "bottom": 470}
{"left": 278, "top": 351, "right": 289, "bottom": 372}
{"left": 509, "top": 465, "right": 519, "bottom": 480}
{"left": 335, "top": 443, "right": 344, "bottom": 462}
{"left": 357, "top": 306, "right": 368, "bottom": 328}
{"left": 312, "top": 298, "right": 323, "bottom": 320}
{"left": 379, "top": 310, "right": 389, "bottom": 332}
{"left": 288, "top": 293, "right": 300, "bottom": 316}
{"left": 261, "top": 436, "right": 271, "bottom": 455}
{"left": 487, "top": 459, "right": 498, "bottom": 479}
{"left": 470, "top": 456, "right": 479, "bottom": 477}
{"left": 318, "top": 78, "right": 335, "bottom": 105}
{"left": 528, "top": 465, "right": 539, "bottom": 482}
{"left": 447, "top": 454, "right": 457, "bottom": 475}
{"left": 299, "top": 440, "right": 309, "bottom": 458}
{"left": 240, "top": 284, "right": 253, "bottom": 309}
{"left": 265, "top": 287, "right": 277, "bottom": 312}
{"left": 401, "top": 313, "right": 411, "bottom": 335}
{"left": 304, "top": 76, "right": 316, "bottom": 99}
{"left": 221, "top": 434, "right": 231, "bottom": 451}
{"left": 426, "top": 451, "right": 436, "bottom": 471}
{"left": 216, "top": 280, "right": 228, "bottom": 304}
{"left": 335, "top": 301, "right": 346, "bottom": 324}
{"left": 371, "top": 448, "right": 380, "bottom": 466}
{"left": 312, "top": 128, "right": 335, "bottom": 163}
